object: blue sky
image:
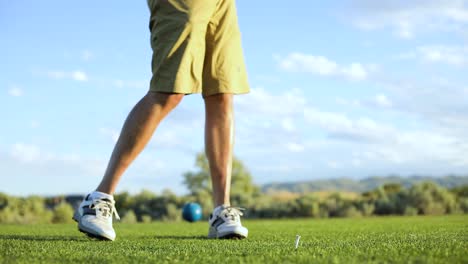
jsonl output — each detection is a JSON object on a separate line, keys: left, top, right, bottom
{"left": 1, "top": 0, "right": 468, "bottom": 196}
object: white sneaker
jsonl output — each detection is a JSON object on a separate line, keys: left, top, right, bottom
{"left": 208, "top": 205, "right": 248, "bottom": 239}
{"left": 73, "top": 192, "right": 120, "bottom": 241}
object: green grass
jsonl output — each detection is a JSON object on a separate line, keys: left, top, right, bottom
{"left": 1, "top": 215, "right": 467, "bottom": 263}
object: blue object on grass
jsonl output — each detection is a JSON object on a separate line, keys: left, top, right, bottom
{"left": 182, "top": 202, "right": 202, "bottom": 222}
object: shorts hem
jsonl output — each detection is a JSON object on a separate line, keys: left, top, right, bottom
{"left": 202, "top": 89, "right": 249, "bottom": 97}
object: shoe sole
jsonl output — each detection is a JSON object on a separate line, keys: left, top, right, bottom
{"left": 208, "top": 227, "right": 247, "bottom": 239}
{"left": 72, "top": 214, "right": 113, "bottom": 241}
{"left": 78, "top": 227, "right": 112, "bottom": 241}
{"left": 218, "top": 233, "right": 246, "bottom": 240}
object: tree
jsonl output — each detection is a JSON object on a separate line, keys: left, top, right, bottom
{"left": 52, "top": 202, "right": 74, "bottom": 223}
{"left": 293, "top": 194, "right": 320, "bottom": 217}
{"left": 183, "top": 154, "right": 212, "bottom": 196}
{"left": 407, "top": 182, "right": 457, "bottom": 215}
{"left": 121, "top": 210, "right": 138, "bottom": 224}
{"left": 0, "top": 195, "right": 53, "bottom": 224}
{"left": 131, "top": 189, "right": 157, "bottom": 221}
{"left": 183, "top": 152, "right": 259, "bottom": 207}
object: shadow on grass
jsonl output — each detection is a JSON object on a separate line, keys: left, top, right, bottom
{"left": 2, "top": 234, "right": 210, "bottom": 242}
{"left": 142, "top": 235, "right": 208, "bottom": 240}
{"left": 0, "top": 234, "right": 88, "bottom": 242}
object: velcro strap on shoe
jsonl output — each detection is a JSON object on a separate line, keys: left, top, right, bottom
{"left": 82, "top": 206, "right": 96, "bottom": 216}
{"left": 211, "top": 217, "right": 224, "bottom": 228}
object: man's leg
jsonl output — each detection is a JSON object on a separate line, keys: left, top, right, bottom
{"left": 204, "top": 93, "right": 234, "bottom": 207}
{"left": 74, "top": 91, "right": 183, "bottom": 241}
{"left": 97, "top": 91, "right": 184, "bottom": 194}
{"left": 204, "top": 93, "right": 248, "bottom": 239}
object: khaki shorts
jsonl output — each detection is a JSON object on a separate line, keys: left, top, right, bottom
{"left": 147, "top": 0, "right": 250, "bottom": 96}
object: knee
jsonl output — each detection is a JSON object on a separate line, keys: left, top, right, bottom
{"left": 164, "top": 93, "right": 184, "bottom": 108}
{"left": 204, "top": 93, "right": 233, "bottom": 109}
{"left": 146, "top": 92, "right": 184, "bottom": 109}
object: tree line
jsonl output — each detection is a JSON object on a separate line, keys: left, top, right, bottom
{"left": 262, "top": 175, "right": 468, "bottom": 193}
{"left": 1, "top": 153, "right": 467, "bottom": 224}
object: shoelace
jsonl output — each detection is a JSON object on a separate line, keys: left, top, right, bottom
{"left": 90, "top": 198, "right": 120, "bottom": 220}
{"left": 222, "top": 206, "right": 245, "bottom": 221}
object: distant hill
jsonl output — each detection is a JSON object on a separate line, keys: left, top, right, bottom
{"left": 261, "top": 175, "right": 468, "bottom": 194}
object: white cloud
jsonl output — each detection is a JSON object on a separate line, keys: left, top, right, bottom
{"left": 47, "top": 71, "right": 66, "bottom": 79}
{"left": 378, "top": 78, "right": 468, "bottom": 161}
{"left": 394, "top": 51, "right": 417, "bottom": 60}
{"left": 336, "top": 94, "right": 393, "bottom": 109}
{"left": 1, "top": 142, "right": 185, "bottom": 195}
{"left": 354, "top": 130, "right": 466, "bottom": 166}
{"left": 336, "top": 97, "right": 362, "bottom": 107}
{"left": 114, "top": 80, "right": 124, "bottom": 88}
{"left": 2, "top": 143, "right": 106, "bottom": 195}
{"left": 352, "top": 158, "right": 363, "bottom": 167}
{"left": 379, "top": 77, "right": 468, "bottom": 124}
{"left": 418, "top": 45, "right": 468, "bottom": 66}
{"left": 9, "top": 143, "right": 94, "bottom": 166}
{"left": 11, "top": 143, "right": 41, "bottom": 163}
{"left": 239, "top": 83, "right": 468, "bottom": 174}
{"left": 99, "top": 128, "right": 120, "bottom": 143}
{"left": 150, "top": 130, "right": 186, "bottom": 149}
{"left": 327, "top": 161, "right": 341, "bottom": 169}
{"left": 81, "top": 50, "right": 93, "bottom": 61}
{"left": 236, "top": 87, "right": 306, "bottom": 117}
{"left": 8, "top": 86, "right": 23, "bottom": 97}
{"left": 305, "top": 108, "right": 459, "bottom": 164}
{"left": 304, "top": 108, "right": 352, "bottom": 132}
{"left": 304, "top": 108, "right": 395, "bottom": 143}
{"left": 303, "top": 106, "right": 468, "bottom": 166}
{"left": 341, "top": 63, "right": 369, "bottom": 81}
{"left": 374, "top": 94, "right": 393, "bottom": 108}
{"left": 280, "top": 54, "right": 338, "bottom": 75}
{"left": 347, "top": 0, "right": 468, "bottom": 38}
{"left": 30, "top": 121, "right": 40, "bottom": 129}
{"left": 281, "top": 118, "right": 296, "bottom": 132}
{"left": 114, "top": 79, "right": 147, "bottom": 89}
{"left": 254, "top": 74, "right": 281, "bottom": 84}
{"left": 4, "top": 80, "right": 468, "bottom": 194}
{"left": 396, "top": 45, "right": 468, "bottom": 66}
{"left": 278, "top": 53, "right": 371, "bottom": 81}
{"left": 330, "top": 77, "right": 468, "bottom": 167}
{"left": 285, "top": 142, "right": 305, "bottom": 153}
{"left": 46, "top": 70, "right": 89, "bottom": 82}
{"left": 72, "top": 71, "right": 88, "bottom": 81}
{"left": 234, "top": 87, "right": 310, "bottom": 159}
{"left": 306, "top": 82, "right": 467, "bottom": 166}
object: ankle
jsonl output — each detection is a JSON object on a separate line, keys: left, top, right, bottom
{"left": 90, "top": 191, "right": 114, "bottom": 200}
{"left": 213, "top": 204, "right": 230, "bottom": 214}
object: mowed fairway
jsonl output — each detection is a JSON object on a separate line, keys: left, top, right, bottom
{"left": 1, "top": 215, "right": 467, "bottom": 263}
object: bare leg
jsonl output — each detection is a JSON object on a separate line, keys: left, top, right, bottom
{"left": 204, "top": 93, "right": 234, "bottom": 207}
{"left": 96, "top": 92, "right": 184, "bottom": 194}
